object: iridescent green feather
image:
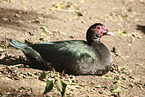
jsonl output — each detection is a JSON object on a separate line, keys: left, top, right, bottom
{"left": 58, "top": 42, "right": 96, "bottom": 59}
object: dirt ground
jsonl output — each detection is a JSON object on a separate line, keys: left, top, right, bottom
{"left": 0, "top": 0, "right": 145, "bottom": 96}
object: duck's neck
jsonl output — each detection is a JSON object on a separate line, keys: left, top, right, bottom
{"left": 88, "top": 40, "right": 112, "bottom": 66}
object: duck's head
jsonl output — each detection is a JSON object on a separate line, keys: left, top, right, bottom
{"left": 86, "top": 23, "right": 114, "bottom": 43}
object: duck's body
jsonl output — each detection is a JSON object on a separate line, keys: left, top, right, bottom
{"left": 8, "top": 23, "right": 113, "bottom": 75}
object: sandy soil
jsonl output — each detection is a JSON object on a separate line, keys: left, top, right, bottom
{"left": 0, "top": 0, "right": 145, "bottom": 96}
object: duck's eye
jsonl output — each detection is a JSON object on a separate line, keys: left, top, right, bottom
{"left": 97, "top": 27, "right": 100, "bottom": 30}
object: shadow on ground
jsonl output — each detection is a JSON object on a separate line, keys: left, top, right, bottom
{"left": 136, "top": 25, "right": 145, "bottom": 34}
{"left": 0, "top": 55, "right": 52, "bottom": 71}
{"left": 0, "top": 7, "right": 54, "bottom": 32}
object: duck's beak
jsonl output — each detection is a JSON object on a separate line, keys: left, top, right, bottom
{"left": 103, "top": 31, "right": 115, "bottom": 36}
{"left": 106, "top": 32, "right": 115, "bottom": 36}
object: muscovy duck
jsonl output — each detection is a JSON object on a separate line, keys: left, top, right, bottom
{"left": 8, "top": 23, "right": 114, "bottom": 75}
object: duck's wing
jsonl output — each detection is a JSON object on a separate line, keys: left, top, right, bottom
{"left": 31, "top": 40, "right": 98, "bottom": 63}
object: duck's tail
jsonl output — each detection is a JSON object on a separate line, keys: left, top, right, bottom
{"left": 7, "top": 39, "right": 27, "bottom": 49}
